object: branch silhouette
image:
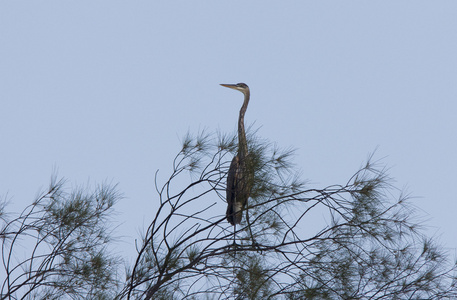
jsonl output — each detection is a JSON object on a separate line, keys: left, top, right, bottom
{"left": 120, "top": 131, "right": 457, "bottom": 299}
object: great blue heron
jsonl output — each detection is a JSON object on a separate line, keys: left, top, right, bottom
{"left": 220, "top": 83, "right": 254, "bottom": 226}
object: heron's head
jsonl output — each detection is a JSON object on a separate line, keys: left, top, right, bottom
{"left": 220, "top": 83, "right": 249, "bottom": 95}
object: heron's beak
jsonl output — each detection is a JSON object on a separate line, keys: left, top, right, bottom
{"left": 220, "top": 83, "right": 238, "bottom": 90}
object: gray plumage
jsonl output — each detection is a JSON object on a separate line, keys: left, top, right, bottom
{"left": 220, "top": 83, "right": 253, "bottom": 225}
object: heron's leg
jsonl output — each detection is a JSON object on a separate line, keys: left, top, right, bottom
{"left": 232, "top": 223, "right": 237, "bottom": 257}
{"left": 245, "top": 206, "right": 261, "bottom": 252}
{"left": 233, "top": 223, "right": 236, "bottom": 245}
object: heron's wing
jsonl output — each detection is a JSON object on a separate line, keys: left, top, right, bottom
{"left": 226, "top": 156, "right": 239, "bottom": 225}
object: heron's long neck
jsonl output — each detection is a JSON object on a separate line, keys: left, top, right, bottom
{"left": 238, "top": 91, "right": 250, "bottom": 160}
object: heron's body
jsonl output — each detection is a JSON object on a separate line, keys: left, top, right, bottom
{"left": 221, "top": 83, "right": 253, "bottom": 225}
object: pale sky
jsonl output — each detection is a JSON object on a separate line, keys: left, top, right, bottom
{"left": 1, "top": 1, "right": 456, "bottom": 260}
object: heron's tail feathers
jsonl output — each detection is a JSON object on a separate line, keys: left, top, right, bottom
{"left": 227, "top": 201, "right": 243, "bottom": 225}
{"left": 233, "top": 202, "right": 243, "bottom": 224}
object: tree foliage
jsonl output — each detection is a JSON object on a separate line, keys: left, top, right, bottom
{"left": 2, "top": 130, "right": 457, "bottom": 299}
{"left": 119, "top": 130, "right": 457, "bottom": 299}
{"left": 0, "top": 177, "right": 120, "bottom": 299}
